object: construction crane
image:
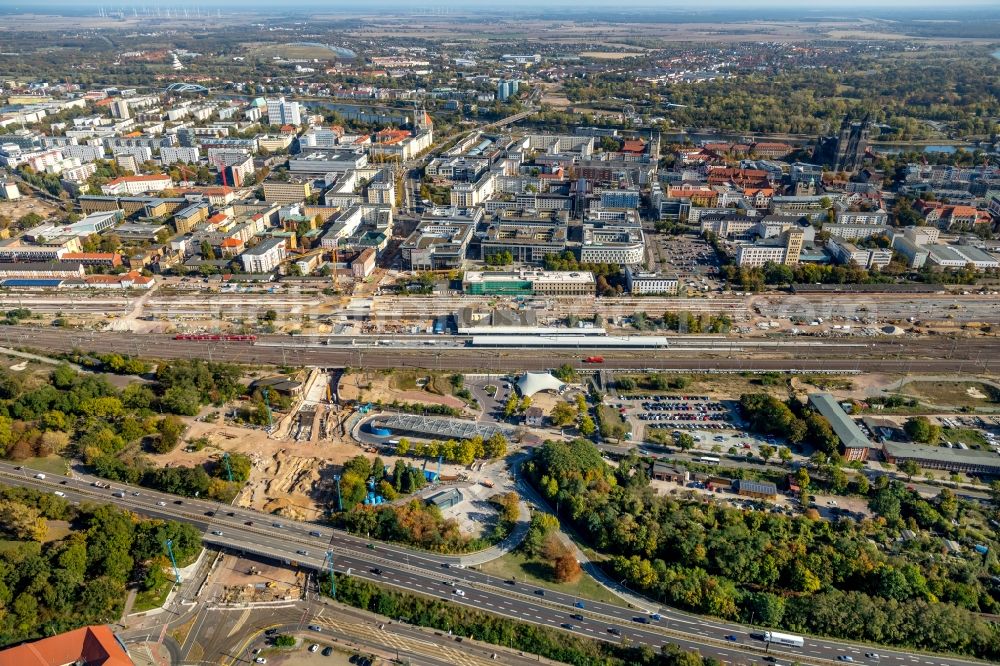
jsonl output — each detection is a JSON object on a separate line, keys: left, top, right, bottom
{"left": 164, "top": 539, "right": 182, "bottom": 583}
{"left": 221, "top": 452, "right": 234, "bottom": 482}
{"left": 262, "top": 387, "right": 273, "bottom": 427}
{"left": 322, "top": 551, "right": 336, "bottom": 598}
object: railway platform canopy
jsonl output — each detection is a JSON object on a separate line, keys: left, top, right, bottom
{"left": 371, "top": 413, "right": 518, "bottom": 441}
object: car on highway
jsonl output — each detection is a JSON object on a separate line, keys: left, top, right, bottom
{"left": 174, "top": 500, "right": 183, "bottom": 505}
{"left": 534, "top": 589, "right": 544, "bottom": 596}
{"left": 865, "top": 654, "right": 880, "bottom": 661}
{"left": 307, "top": 625, "right": 322, "bottom": 632}
{"left": 370, "top": 568, "right": 383, "bottom": 575}
{"left": 309, "top": 644, "right": 319, "bottom": 652}
{"left": 255, "top": 659, "right": 266, "bottom": 665}
{"left": 245, "top": 521, "right": 254, "bottom": 526}
{"left": 211, "top": 531, "right": 223, "bottom": 536}
{"left": 570, "top": 614, "right": 584, "bottom": 621}
{"left": 650, "top": 613, "right": 661, "bottom": 621}
{"left": 131, "top": 491, "right": 140, "bottom": 496}
{"left": 60, "top": 480, "right": 68, "bottom": 485}
{"left": 264, "top": 629, "right": 278, "bottom": 636}
{"left": 837, "top": 657, "right": 855, "bottom": 663}
{"left": 34, "top": 473, "right": 45, "bottom": 479}
{"left": 53, "top": 491, "right": 65, "bottom": 497}
{"left": 310, "top": 530, "right": 322, "bottom": 537}
{"left": 453, "top": 589, "right": 466, "bottom": 597}
{"left": 205, "top": 511, "right": 215, "bottom": 516}
{"left": 764, "top": 657, "right": 778, "bottom": 663}
{"left": 725, "top": 635, "right": 737, "bottom": 642}
{"left": 157, "top": 501, "right": 166, "bottom": 506}
{"left": 607, "top": 627, "right": 621, "bottom": 636}
{"left": 632, "top": 616, "right": 649, "bottom": 624}
{"left": 272, "top": 522, "right": 283, "bottom": 528}
{"left": 296, "top": 549, "right": 308, "bottom": 556}
{"left": 322, "top": 647, "right": 333, "bottom": 656}
{"left": 561, "top": 623, "right": 576, "bottom": 630}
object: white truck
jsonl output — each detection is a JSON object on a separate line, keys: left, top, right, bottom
{"left": 763, "top": 631, "right": 805, "bottom": 648}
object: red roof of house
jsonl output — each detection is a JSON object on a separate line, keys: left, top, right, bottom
{"left": 220, "top": 238, "right": 244, "bottom": 247}
{"left": 105, "top": 174, "right": 170, "bottom": 185}
{"left": 0, "top": 625, "right": 132, "bottom": 666}
{"left": 376, "top": 128, "right": 410, "bottom": 145}
{"left": 207, "top": 213, "right": 229, "bottom": 225}
{"left": 63, "top": 252, "right": 119, "bottom": 260}
{"left": 622, "top": 139, "right": 646, "bottom": 154}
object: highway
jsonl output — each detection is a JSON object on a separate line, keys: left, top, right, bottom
{"left": 0, "top": 462, "right": 990, "bottom": 666}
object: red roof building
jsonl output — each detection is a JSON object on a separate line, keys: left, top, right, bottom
{"left": 0, "top": 625, "right": 133, "bottom": 666}
{"left": 622, "top": 139, "right": 647, "bottom": 155}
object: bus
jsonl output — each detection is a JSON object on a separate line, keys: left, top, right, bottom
{"left": 763, "top": 631, "right": 804, "bottom": 648}
{"left": 698, "top": 456, "right": 721, "bottom": 465}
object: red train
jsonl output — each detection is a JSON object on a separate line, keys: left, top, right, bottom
{"left": 173, "top": 334, "right": 258, "bottom": 343}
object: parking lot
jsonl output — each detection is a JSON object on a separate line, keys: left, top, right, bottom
{"left": 610, "top": 394, "right": 744, "bottom": 439}
{"left": 647, "top": 234, "right": 722, "bottom": 293}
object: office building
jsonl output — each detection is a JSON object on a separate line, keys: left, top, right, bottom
{"left": 262, "top": 180, "right": 312, "bottom": 204}
{"left": 289, "top": 149, "right": 368, "bottom": 176}
{"left": 598, "top": 189, "right": 641, "bottom": 209}
{"left": 809, "top": 393, "right": 876, "bottom": 461}
{"left": 580, "top": 221, "right": 645, "bottom": 265}
{"left": 401, "top": 219, "right": 476, "bottom": 270}
{"left": 240, "top": 237, "right": 287, "bottom": 273}
{"left": 735, "top": 228, "right": 804, "bottom": 268}
{"left": 625, "top": 266, "right": 679, "bottom": 295}
{"left": 825, "top": 237, "right": 893, "bottom": 270}
{"left": 481, "top": 215, "right": 568, "bottom": 263}
{"left": 100, "top": 174, "right": 172, "bottom": 196}
{"left": 463, "top": 269, "right": 595, "bottom": 297}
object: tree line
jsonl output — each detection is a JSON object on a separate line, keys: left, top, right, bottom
{"left": 0, "top": 484, "right": 201, "bottom": 648}
{"left": 523, "top": 438, "right": 1000, "bottom": 659}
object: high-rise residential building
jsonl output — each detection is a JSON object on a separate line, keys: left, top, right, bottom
{"left": 265, "top": 97, "right": 302, "bottom": 126}
{"left": 497, "top": 80, "right": 512, "bottom": 102}
{"left": 110, "top": 99, "right": 131, "bottom": 120}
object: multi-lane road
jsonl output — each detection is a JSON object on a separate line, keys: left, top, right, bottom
{"left": 0, "top": 462, "right": 989, "bottom": 666}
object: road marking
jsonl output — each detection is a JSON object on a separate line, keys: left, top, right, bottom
{"left": 226, "top": 608, "right": 252, "bottom": 637}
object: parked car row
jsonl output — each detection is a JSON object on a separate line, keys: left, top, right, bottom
{"left": 640, "top": 412, "right": 732, "bottom": 422}
{"left": 641, "top": 401, "right": 726, "bottom": 412}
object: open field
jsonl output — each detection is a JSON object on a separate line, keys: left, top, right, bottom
{"left": 475, "top": 550, "right": 620, "bottom": 605}
{"left": 898, "top": 380, "right": 1000, "bottom": 410}
{"left": 579, "top": 51, "right": 644, "bottom": 60}
{"left": 0, "top": 195, "right": 59, "bottom": 223}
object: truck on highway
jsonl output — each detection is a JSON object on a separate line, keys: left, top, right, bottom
{"left": 763, "top": 631, "right": 804, "bottom": 648}
{"left": 583, "top": 356, "right": 605, "bottom": 363}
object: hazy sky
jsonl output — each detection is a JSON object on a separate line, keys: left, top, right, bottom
{"left": 9, "top": 0, "right": 1000, "bottom": 9}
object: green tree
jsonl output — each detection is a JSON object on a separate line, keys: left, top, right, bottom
{"left": 676, "top": 433, "right": 696, "bottom": 452}
{"left": 550, "top": 402, "right": 577, "bottom": 427}
{"left": 904, "top": 416, "right": 941, "bottom": 444}
{"left": 899, "top": 459, "right": 921, "bottom": 482}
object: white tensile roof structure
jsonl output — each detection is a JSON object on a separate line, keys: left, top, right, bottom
{"left": 516, "top": 372, "right": 565, "bottom": 397}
